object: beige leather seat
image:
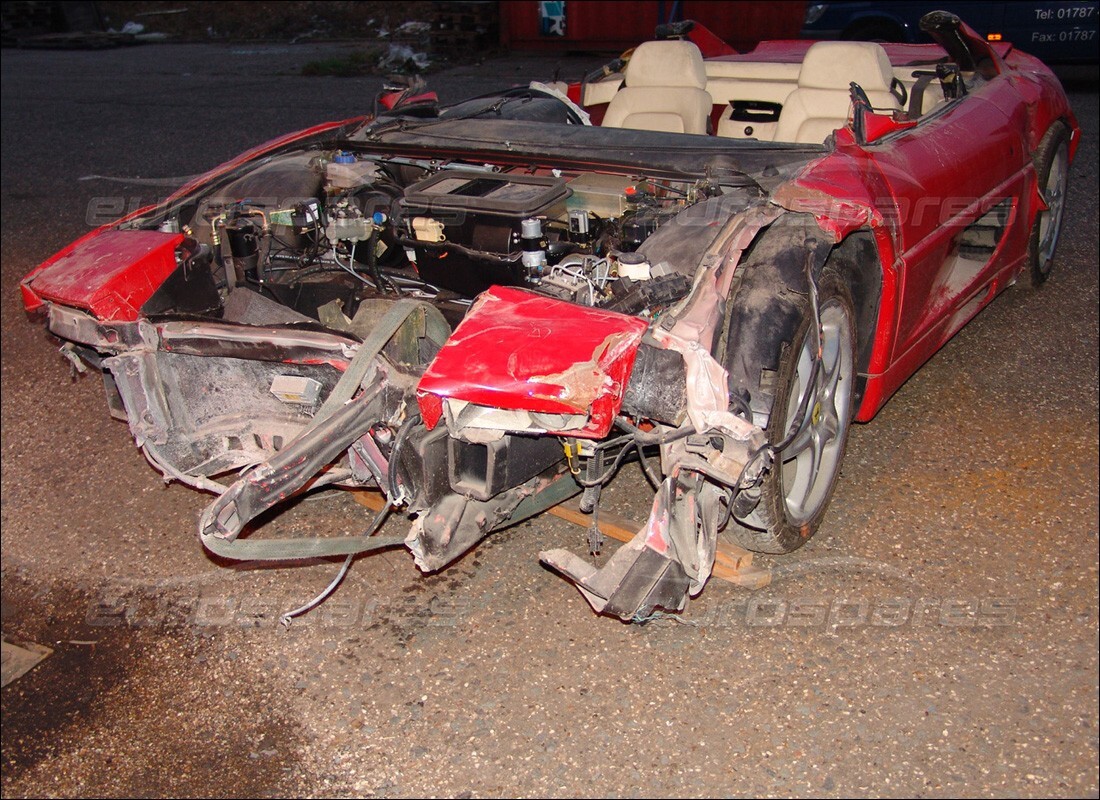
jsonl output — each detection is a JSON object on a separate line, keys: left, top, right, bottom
{"left": 602, "top": 40, "right": 713, "bottom": 135}
{"left": 774, "top": 41, "right": 901, "bottom": 144}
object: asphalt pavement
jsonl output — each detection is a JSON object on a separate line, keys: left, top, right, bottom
{"left": 1, "top": 42, "right": 1097, "bottom": 798}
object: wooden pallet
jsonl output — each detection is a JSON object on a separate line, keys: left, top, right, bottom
{"left": 350, "top": 489, "right": 770, "bottom": 588}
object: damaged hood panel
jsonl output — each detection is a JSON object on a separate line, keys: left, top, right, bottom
{"left": 416, "top": 286, "right": 650, "bottom": 439}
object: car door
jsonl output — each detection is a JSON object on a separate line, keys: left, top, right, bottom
{"left": 864, "top": 71, "right": 1031, "bottom": 364}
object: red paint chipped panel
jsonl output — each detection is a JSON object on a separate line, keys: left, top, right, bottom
{"left": 416, "top": 286, "right": 649, "bottom": 438}
{"left": 25, "top": 229, "right": 184, "bottom": 322}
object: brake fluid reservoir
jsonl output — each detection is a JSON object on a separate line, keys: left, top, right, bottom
{"left": 326, "top": 151, "right": 381, "bottom": 191}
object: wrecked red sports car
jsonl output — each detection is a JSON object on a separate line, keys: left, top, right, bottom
{"left": 22, "top": 13, "right": 1078, "bottom": 621}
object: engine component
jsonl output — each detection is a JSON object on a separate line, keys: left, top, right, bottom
{"left": 403, "top": 170, "right": 569, "bottom": 219}
{"left": 602, "top": 273, "right": 692, "bottom": 316}
{"left": 412, "top": 217, "right": 445, "bottom": 242}
{"left": 566, "top": 173, "right": 634, "bottom": 218}
{"left": 620, "top": 206, "right": 661, "bottom": 252}
{"left": 215, "top": 199, "right": 323, "bottom": 286}
{"left": 225, "top": 217, "right": 262, "bottom": 278}
{"left": 616, "top": 252, "right": 651, "bottom": 281}
{"left": 196, "top": 156, "right": 705, "bottom": 319}
{"left": 568, "top": 209, "right": 591, "bottom": 243}
{"left": 535, "top": 254, "right": 612, "bottom": 306}
{"left": 400, "top": 170, "right": 570, "bottom": 297}
{"left": 325, "top": 199, "right": 375, "bottom": 243}
{"left": 325, "top": 151, "right": 381, "bottom": 192}
{"left": 520, "top": 217, "right": 548, "bottom": 270}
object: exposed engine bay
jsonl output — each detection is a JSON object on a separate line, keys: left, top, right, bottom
{"left": 152, "top": 148, "right": 739, "bottom": 328}
{"left": 57, "top": 139, "right": 777, "bottom": 622}
{"left": 28, "top": 115, "right": 814, "bottom": 623}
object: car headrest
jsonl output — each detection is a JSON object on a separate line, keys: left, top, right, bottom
{"left": 624, "top": 40, "right": 708, "bottom": 89}
{"left": 797, "top": 41, "right": 895, "bottom": 92}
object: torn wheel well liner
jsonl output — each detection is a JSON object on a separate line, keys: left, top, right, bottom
{"left": 721, "top": 215, "right": 882, "bottom": 427}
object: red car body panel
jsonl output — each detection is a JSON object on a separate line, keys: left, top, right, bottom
{"left": 417, "top": 286, "right": 649, "bottom": 439}
{"left": 752, "top": 39, "right": 1078, "bottom": 421}
{"left": 22, "top": 229, "right": 184, "bottom": 322}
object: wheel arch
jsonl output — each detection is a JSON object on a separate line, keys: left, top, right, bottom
{"left": 1028, "top": 116, "right": 1073, "bottom": 164}
{"left": 721, "top": 215, "right": 883, "bottom": 429}
{"left": 1026, "top": 119, "right": 1073, "bottom": 286}
{"left": 821, "top": 228, "right": 882, "bottom": 412}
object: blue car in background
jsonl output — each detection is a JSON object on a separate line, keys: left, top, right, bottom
{"left": 803, "top": 1, "right": 1099, "bottom": 64}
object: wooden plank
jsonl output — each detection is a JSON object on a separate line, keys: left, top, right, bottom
{"left": 709, "top": 542, "right": 770, "bottom": 587}
{"left": 351, "top": 489, "right": 387, "bottom": 512}
{"left": 350, "top": 489, "right": 770, "bottom": 587}
{"left": 548, "top": 499, "right": 770, "bottom": 587}
{"left": 547, "top": 498, "right": 637, "bottom": 545}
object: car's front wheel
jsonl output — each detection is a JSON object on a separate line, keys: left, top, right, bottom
{"left": 1028, "top": 122, "right": 1070, "bottom": 286}
{"left": 727, "top": 271, "right": 857, "bottom": 554}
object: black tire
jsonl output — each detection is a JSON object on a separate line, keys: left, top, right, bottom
{"left": 1027, "top": 122, "right": 1070, "bottom": 286}
{"left": 725, "top": 271, "right": 858, "bottom": 554}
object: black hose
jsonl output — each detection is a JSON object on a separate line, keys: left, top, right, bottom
{"left": 634, "top": 441, "right": 662, "bottom": 489}
{"left": 365, "top": 228, "right": 400, "bottom": 294}
{"left": 387, "top": 412, "right": 422, "bottom": 502}
{"left": 613, "top": 416, "right": 695, "bottom": 445}
{"left": 396, "top": 236, "right": 522, "bottom": 266}
{"left": 573, "top": 440, "right": 639, "bottom": 488}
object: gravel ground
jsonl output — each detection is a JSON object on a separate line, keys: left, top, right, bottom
{"left": 1, "top": 42, "right": 1097, "bottom": 798}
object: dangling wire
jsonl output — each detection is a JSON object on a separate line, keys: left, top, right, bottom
{"left": 279, "top": 553, "right": 355, "bottom": 629}
{"left": 279, "top": 500, "right": 393, "bottom": 628}
{"left": 634, "top": 441, "right": 662, "bottom": 489}
{"left": 387, "top": 413, "right": 422, "bottom": 503}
